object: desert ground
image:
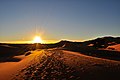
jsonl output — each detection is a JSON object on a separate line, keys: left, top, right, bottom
{"left": 0, "top": 49, "right": 120, "bottom": 80}
{"left": 0, "top": 36, "right": 120, "bottom": 80}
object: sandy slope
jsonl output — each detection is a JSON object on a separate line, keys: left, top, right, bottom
{"left": 0, "top": 55, "right": 26, "bottom": 80}
{"left": 0, "top": 49, "right": 120, "bottom": 80}
{"left": 107, "top": 44, "right": 120, "bottom": 51}
{"left": 0, "top": 62, "right": 17, "bottom": 80}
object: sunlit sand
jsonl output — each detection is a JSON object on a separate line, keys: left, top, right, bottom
{"left": 0, "top": 36, "right": 120, "bottom": 80}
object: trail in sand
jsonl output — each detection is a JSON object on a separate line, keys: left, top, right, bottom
{"left": 0, "top": 49, "right": 120, "bottom": 80}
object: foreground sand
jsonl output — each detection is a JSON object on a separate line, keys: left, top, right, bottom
{"left": 0, "top": 49, "right": 120, "bottom": 80}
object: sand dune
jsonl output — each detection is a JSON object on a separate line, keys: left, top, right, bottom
{"left": 0, "top": 49, "right": 120, "bottom": 80}
{"left": 107, "top": 44, "right": 120, "bottom": 51}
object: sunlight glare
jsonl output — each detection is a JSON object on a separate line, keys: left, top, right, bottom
{"left": 33, "top": 36, "right": 43, "bottom": 43}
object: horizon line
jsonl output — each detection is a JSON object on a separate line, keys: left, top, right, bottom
{"left": 0, "top": 39, "right": 83, "bottom": 44}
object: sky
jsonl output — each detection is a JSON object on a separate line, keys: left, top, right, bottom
{"left": 0, "top": 0, "right": 120, "bottom": 43}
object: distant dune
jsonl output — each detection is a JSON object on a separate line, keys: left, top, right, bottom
{"left": 107, "top": 44, "right": 120, "bottom": 51}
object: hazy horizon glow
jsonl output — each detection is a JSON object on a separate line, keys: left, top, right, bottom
{"left": 0, "top": 0, "right": 120, "bottom": 43}
{"left": 0, "top": 39, "right": 83, "bottom": 44}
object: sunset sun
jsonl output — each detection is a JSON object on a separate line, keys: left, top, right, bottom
{"left": 33, "top": 36, "right": 43, "bottom": 43}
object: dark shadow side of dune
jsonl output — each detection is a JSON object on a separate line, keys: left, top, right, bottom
{"left": 63, "top": 46, "right": 120, "bottom": 61}
{"left": 0, "top": 44, "right": 26, "bottom": 62}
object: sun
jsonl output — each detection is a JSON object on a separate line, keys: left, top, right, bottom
{"left": 33, "top": 36, "right": 43, "bottom": 43}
